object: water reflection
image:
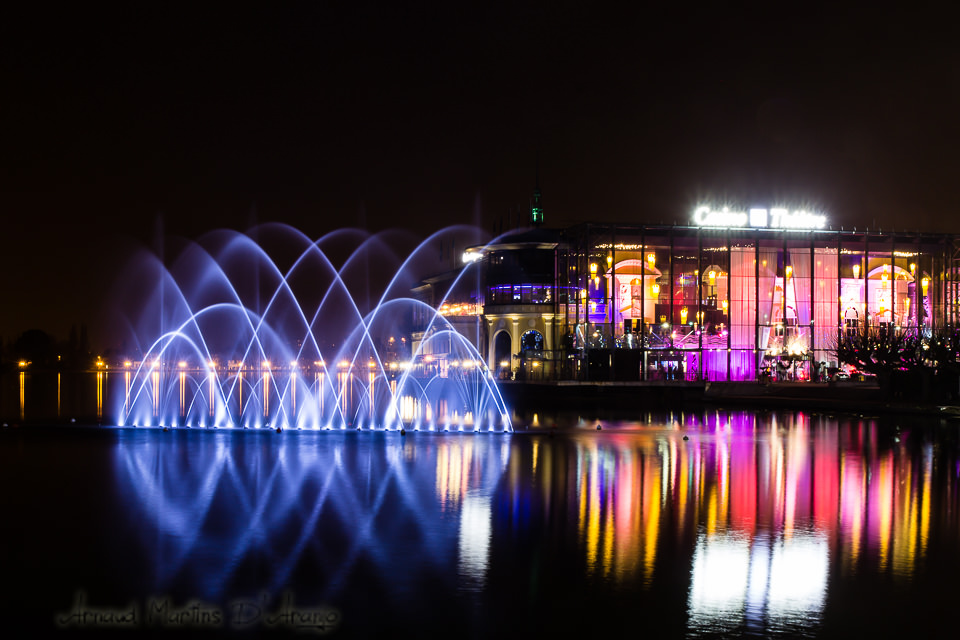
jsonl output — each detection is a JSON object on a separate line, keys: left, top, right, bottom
{"left": 100, "top": 411, "right": 960, "bottom": 636}
{"left": 551, "top": 413, "right": 939, "bottom": 584}
{"left": 689, "top": 531, "right": 829, "bottom": 637}
{"left": 114, "top": 432, "right": 510, "bottom": 606}
{"left": 498, "top": 412, "right": 955, "bottom": 636}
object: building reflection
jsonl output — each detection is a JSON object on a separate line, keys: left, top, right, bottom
{"left": 109, "top": 413, "right": 954, "bottom": 635}
{"left": 498, "top": 413, "right": 947, "bottom": 633}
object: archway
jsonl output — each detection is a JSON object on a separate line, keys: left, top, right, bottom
{"left": 494, "top": 331, "right": 513, "bottom": 379}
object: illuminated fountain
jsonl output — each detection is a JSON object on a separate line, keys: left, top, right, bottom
{"left": 112, "top": 224, "right": 510, "bottom": 432}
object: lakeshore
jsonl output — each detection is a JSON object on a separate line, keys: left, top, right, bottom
{"left": 498, "top": 379, "right": 960, "bottom": 418}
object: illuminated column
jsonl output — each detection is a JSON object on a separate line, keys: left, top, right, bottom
{"left": 542, "top": 313, "right": 555, "bottom": 372}
{"left": 727, "top": 234, "right": 733, "bottom": 381}
{"left": 486, "top": 318, "right": 496, "bottom": 371}
{"left": 909, "top": 260, "right": 918, "bottom": 328}
{"left": 697, "top": 232, "right": 703, "bottom": 381}
{"left": 864, "top": 235, "right": 870, "bottom": 327}
{"left": 889, "top": 243, "right": 896, "bottom": 326}
{"left": 809, "top": 240, "right": 815, "bottom": 363}
{"left": 608, "top": 246, "right": 615, "bottom": 343}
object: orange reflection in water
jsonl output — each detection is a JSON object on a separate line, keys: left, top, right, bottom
{"left": 19, "top": 371, "right": 25, "bottom": 421}
{"left": 96, "top": 371, "right": 104, "bottom": 421}
{"left": 518, "top": 415, "right": 939, "bottom": 593}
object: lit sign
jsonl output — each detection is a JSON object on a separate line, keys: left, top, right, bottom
{"left": 693, "top": 206, "right": 827, "bottom": 230}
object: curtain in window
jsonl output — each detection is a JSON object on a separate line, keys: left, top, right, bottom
{"left": 730, "top": 247, "right": 755, "bottom": 351}
{"left": 758, "top": 246, "right": 780, "bottom": 353}
{"left": 788, "top": 248, "right": 811, "bottom": 327}
{"left": 730, "top": 349, "right": 755, "bottom": 381}
{"left": 813, "top": 248, "right": 839, "bottom": 361}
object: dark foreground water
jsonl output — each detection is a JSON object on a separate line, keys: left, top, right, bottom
{"left": 2, "top": 409, "right": 959, "bottom": 638}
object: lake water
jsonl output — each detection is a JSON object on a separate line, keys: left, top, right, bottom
{"left": 1, "top": 374, "right": 958, "bottom": 637}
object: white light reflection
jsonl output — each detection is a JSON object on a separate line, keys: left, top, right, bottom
{"left": 689, "top": 533, "right": 750, "bottom": 631}
{"left": 458, "top": 492, "right": 492, "bottom": 591}
{"left": 767, "top": 533, "right": 829, "bottom": 616}
{"left": 688, "top": 531, "right": 828, "bottom": 636}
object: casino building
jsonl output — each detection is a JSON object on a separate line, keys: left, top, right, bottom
{"left": 437, "top": 199, "right": 960, "bottom": 383}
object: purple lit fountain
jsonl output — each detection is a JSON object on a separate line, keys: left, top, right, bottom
{"left": 112, "top": 224, "right": 510, "bottom": 432}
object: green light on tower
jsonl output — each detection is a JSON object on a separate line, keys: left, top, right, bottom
{"left": 531, "top": 187, "right": 543, "bottom": 226}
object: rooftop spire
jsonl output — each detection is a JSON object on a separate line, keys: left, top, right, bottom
{"left": 530, "top": 151, "right": 543, "bottom": 226}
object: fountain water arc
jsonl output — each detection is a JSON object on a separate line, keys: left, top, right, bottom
{"left": 113, "top": 224, "right": 511, "bottom": 432}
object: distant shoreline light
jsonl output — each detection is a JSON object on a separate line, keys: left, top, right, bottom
{"left": 693, "top": 206, "right": 827, "bottom": 230}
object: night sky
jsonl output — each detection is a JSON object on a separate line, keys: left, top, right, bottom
{"left": 2, "top": 3, "right": 958, "bottom": 350}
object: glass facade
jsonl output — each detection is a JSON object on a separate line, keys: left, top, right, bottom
{"left": 551, "top": 224, "right": 960, "bottom": 382}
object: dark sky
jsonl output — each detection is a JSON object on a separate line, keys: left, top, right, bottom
{"left": 2, "top": 3, "right": 959, "bottom": 349}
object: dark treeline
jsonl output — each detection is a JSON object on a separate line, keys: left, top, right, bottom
{"left": 1, "top": 325, "right": 97, "bottom": 370}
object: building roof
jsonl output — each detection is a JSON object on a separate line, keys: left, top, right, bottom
{"left": 464, "top": 227, "right": 562, "bottom": 258}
